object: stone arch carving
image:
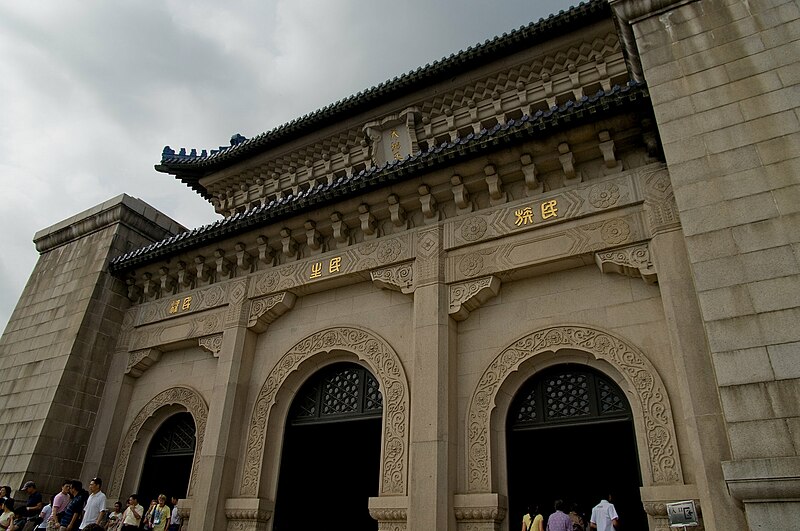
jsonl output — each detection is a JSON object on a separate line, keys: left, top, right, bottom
{"left": 240, "top": 326, "right": 410, "bottom": 498}
{"left": 466, "top": 325, "right": 682, "bottom": 493}
{"left": 109, "top": 386, "right": 208, "bottom": 500}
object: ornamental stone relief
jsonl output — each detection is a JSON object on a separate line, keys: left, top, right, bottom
{"left": 135, "top": 284, "right": 228, "bottom": 327}
{"left": 370, "top": 261, "right": 415, "bottom": 294}
{"left": 444, "top": 171, "right": 640, "bottom": 251}
{"left": 126, "top": 348, "right": 162, "bottom": 377}
{"left": 127, "top": 310, "right": 225, "bottom": 352}
{"left": 247, "top": 292, "right": 297, "bottom": 333}
{"left": 240, "top": 327, "right": 410, "bottom": 498}
{"left": 109, "top": 386, "right": 208, "bottom": 501}
{"left": 198, "top": 334, "right": 224, "bottom": 357}
{"left": 642, "top": 167, "right": 680, "bottom": 235}
{"left": 595, "top": 243, "right": 657, "bottom": 284}
{"left": 449, "top": 276, "right": 501, "bottom": 321}
{"left": 466, "top": 325, "right": 682, "bottom": 493}
{"left": 446, "top": 211, "right": 647, "bottom": 283}
{"left": 248, "top": 235, "right": 412, "bottom": 298}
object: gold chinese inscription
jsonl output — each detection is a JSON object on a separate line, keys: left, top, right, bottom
{"left": 513, "top": 199, "right": 559, "bottom": 226}
{"left": 309, "top": 256, "right": 343, "bottom": 279}
{"left": 168, "top": 296, "right": 192, "bottom": 314}
{"left": 390, "top": 129, "right": 402, "bottom": 161}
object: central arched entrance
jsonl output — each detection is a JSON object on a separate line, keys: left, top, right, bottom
{"left": 273, "top": 362, "right": 383, "bottom": 531}
{"left": 506, "top": 364, "right": 647, "bottom": 529}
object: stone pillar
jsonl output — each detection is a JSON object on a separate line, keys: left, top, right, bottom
{"left": 0, "top": 194, "right": 183, "bottom": 493}
{"left": 611, "top": 0, "right": 800, "bottom": 524}
{"left": 408, "top": 226, "right": 457, "bottom": 531}
{"left": 188, "top": 279, "right": 259, "bottom": 531}
{"left": 649, "top": 228, "right": 745, "bottom": 531}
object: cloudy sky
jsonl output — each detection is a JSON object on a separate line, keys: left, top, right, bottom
{"left": 0, "top": 0, "right": 578, "bottom": 331}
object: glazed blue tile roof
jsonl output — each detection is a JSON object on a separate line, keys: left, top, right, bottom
{"left": 112, "top": 81, "right": 651, "bottom": 273}
{"left": 155, "top": 0, "right": 610, "bottom": 198}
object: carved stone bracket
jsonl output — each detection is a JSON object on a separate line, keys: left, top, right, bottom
{"left": 224, "top": 497, "right": 274, "bottom": 531}
{"left": 449, "top": 276, "right": 501, "bottom": 321}
{"left": 595, "top": 243, "right": 657, "bottom": 284}
{"left": 454, "top": 493, "right": 507, "bottom": 531}
{"left": 198, "top": 334, "right": 224, "bottom": 357}
{"left": 368, "top": 496, "right": 408, "bottom": 531}
{"left": 125, "top": 348, "right": 162, "bottom": 378}
{"left": 371, "top": 261, "right": 415, "bottom": 294}
{"left": 247, "top": 292, "right": 297, "bottom": 333}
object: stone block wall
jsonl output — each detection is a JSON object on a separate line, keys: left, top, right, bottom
{"left": 615, "top": 0, "right": 800, "bottom": 524}
{"left": 0, "top": 195, "right": 183, "bottom": 493}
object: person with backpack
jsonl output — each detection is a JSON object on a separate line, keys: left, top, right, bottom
{"left": 521, "top": 504, "right": 544, "bottom": 531}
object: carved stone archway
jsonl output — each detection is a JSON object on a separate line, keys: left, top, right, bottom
{"left": 240, "top": 327, "right": 410, "bottom": 498}
{"left": 109, "top": 386, "right": 208, "bottom": 500}
{"left": 466, "top": 325, "right": 682, "bottom": 493}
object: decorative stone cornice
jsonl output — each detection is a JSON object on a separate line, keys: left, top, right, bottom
{"left": 449, "top": 276, "right": 501, "bottom": 321}
{"left": 371, "top": 261, "right": 415, "bottom": 294}
{"left": 125, "top": 348, "right": 162, "bottom": 378}
{"left": 723, "top": 456, "right": 800, "bottom": 503}
{"left": 247, "top": 292, "right": 296, "bottom": 333}
{"left": 198, "top": 334, "right": 224, "bottom": 357}
{"left": 594, "top": 243, "right": 657, "bottom": 283}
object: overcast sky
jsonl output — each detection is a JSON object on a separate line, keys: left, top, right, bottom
{"left": 0, "top": 0, "right": 578, "bottom": 331}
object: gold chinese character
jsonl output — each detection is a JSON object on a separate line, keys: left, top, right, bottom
{"left": 541, "top": 200, "right": 558, "bottom": 220}
{"left": 310, "top": 262, "right": 323, "bottom": 279}
{"left": 169, "top": 300, "right": 180, "bottom": 314}
{"left": 390, "top": 129, "right": 399, "bottom": 138}
{"left": 329, "top": 256, "right": 342, "bottom": 274}
{"left": 181, "top": 296, "right": 192, "bottom": 311}
{"left": 514, "top": 207, "right": 534, "bottom": 226}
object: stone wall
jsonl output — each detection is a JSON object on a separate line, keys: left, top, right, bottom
{"left": 0, "top": 195, "right": 183, "bottom": 493}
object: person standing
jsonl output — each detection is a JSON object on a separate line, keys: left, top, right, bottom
{"left": 166, "top": 497, "right": 180, "bottom": 531}
{"left": 50, "top": 483, "right": 70, "bottom": 528}
{"left": 119, "top": 496, "right": 142, "bottom": 531}
{"left": 59, "top": 480, "right": 88, "bottom": 531}
{"left": 546, "top": 500, "right": 572, "bottom": 531}
{"left": 0, "top": 498, "right": 14, "bottom": 531}
{"left": 104, "top": 502, "right": 123, "bottom": 531}
{"left": 79, "top": 479, "right": 106, "bottom": 530}
{"left": 144, "top": 496, "right": 169, "bottom": 531}
{"left": 20, "top": 481, "right": 44, "bottom": 531}
{"left": 521, "top": 504, "right": 544, "bottom": 531}
{"left": 589, "top": 494, "right": 619, "bottom": 531}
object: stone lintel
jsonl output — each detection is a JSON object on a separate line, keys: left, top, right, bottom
{"left": 34, "top": 194, "right": 184, "bottom": 254}
{"left": 247, "top": 292, "right": 297, "bottom": 333}
{"left": 595, "top": 242, "right": 657, "bottom": 283}
{"left": 449, "top": 276, "right": 501, "bottom": 321}
{"left": 723, "top": 457, "right": 800, "bottom": 503}
{"left": 370, "top": 261, "right": 415, "bottom": 294}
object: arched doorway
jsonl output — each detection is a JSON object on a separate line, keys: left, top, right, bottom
{"left": 506, "top": 364, "right": 647, "bottom": 529}
{"left": 273, "top": 362, "right": 383, "bottom": 531}
{"left": 137, "top": 412, "right": 196, "bottom": 507}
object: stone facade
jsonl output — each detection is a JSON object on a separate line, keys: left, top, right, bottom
{"left": 0, "top": 1, "right": 798, "bottom": 529}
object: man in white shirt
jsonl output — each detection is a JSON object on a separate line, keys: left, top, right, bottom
{"left": 79, "top": 477, "right": 107, "bottom": 529}
{"left": 590, "top": 493, "right": 619, "bottom": 531}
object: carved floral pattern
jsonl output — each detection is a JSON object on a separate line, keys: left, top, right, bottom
{"left": 110, "top": 387, "right": 208, "bottom": 500}
{"left": 466, "top": 325, "right": 681, "bottom": 493}
{"left": 589, "top": 182, "right": 621, "bottom": 209}
{"left": 377, "top": 239, "right": 402, "bottom": 264}
{"left": 460, "top": 217, "right": 488, "bottom": 242}
{"left": 600, "top": 219, "right": 631, "bottom": 245}
{"left": 459, "top": 255, "right": 485, "bottom": 278}
{"left": 240, "top": 327, "right": 410, "bottom": 497}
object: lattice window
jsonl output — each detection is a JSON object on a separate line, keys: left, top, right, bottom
{"left": 510, "top": 365, "right": 629, "bottom": 430}
{"left": 289, "top": 363, "right": 382, "bottom": 424}
{"left": 149, "top": 413, "right": 196, "bottom": 457}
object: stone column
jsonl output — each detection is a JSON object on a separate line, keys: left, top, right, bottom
{"left": 408, "top": 226, "right": 457, "bottom": 531}
{"left": 188, "top": 278, "right": 259, "bottom": 531}
{"left": 649, "top": 227, "right": 745, "bottom": 531}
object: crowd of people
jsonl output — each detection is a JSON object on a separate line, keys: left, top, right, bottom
{"left": 0, "top": 480, "right": 182, "bottom": 531}
{"left": 522, "top": 494, "right": 620, "bottom": 531}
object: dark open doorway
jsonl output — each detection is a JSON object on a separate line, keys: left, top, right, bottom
{"left": 137, "top": 412, "right": 195, "bottom": 508}
{"left": 506, "top": 364, "right": 648, "bottom": 530}
{"left": 273, "top": 362, "right": 382, "bottom": 531}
